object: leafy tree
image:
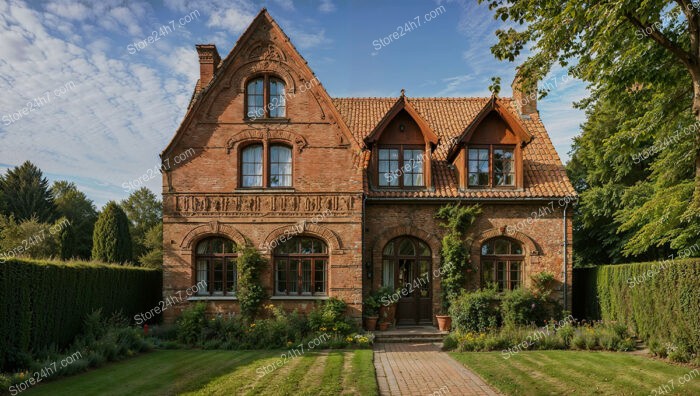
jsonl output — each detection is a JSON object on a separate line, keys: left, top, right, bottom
{"left": 92, "top": 201, "right": 133, "bottom": 264}
{"left": 139, "top": 223, "right": 162, "bottom": 269}
{"left": 482, "top": 0, "right": 700, "bottom": 259}
{"left": 120, "top": 188, "right": 162, "bottom": 261}
{"left": 51, "top": 181, "right": 98, "bottom": 260}
{"left": 0, "top": 215, "right": 65, "bottom": 260}
{"left": 0, "top": 161, "right": 56, "bottom": 222}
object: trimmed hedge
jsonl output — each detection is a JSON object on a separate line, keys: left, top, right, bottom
{"left": 0, "top": 258, "right": 161, "bottom": 370}
{"left": 574, "top": 259, "right": 700, "bottom": 353}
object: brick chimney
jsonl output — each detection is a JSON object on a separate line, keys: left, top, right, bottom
{"left": 511, "top": 69, "right": 537, "bottom": 116}
{"left": 195, "top": 44, "right": 221, "bottom": 94}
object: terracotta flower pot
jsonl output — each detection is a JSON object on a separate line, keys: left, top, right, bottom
{"left": 378, "top": 321, "right": 390, "bottom": 331}
{"left": 364, "top": 316, "right": 379, "bottom": 331}
{"left": 435, "top": 315, "right": 452, "bottom": 331}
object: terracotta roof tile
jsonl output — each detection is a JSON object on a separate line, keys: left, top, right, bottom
{"left": 332, "top": 97, "right": 575, "bottom": 199}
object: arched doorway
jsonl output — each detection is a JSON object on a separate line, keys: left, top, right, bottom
{"left": 382, "top": 236, "right": 432, "bottom": 325}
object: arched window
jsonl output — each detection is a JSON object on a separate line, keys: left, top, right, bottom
{"left": 195, "top": 237, "right": 237, "bottom": 296}
{"left": 269, "top": 78, "right": 286, "bottom": 117}
{"left": 246, "top": 78, "right": 265, "bottom": 118}
{"left": 241, "top": 144, "right": 263, "bottom": 187}
{"left": 480, "top": 238, "right": 523, "bottom": 291}
{"left": 274, "top": 236, "right": 328, "bottom": 296}
{"left": 382, "top": 236, "right": 431, "bottom": 290}
{"left": 246, "top": 75, "right": 286, "bottom": 119}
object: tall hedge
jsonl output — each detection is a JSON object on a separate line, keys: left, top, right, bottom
{"left": 0, "top": 258, "right": 161, "bottom": 370}
{"left": 575, "top": 259, "right": 700, "bottom": 352}
{"left": 92, "top": 201, "right": 133, "bottom": 263}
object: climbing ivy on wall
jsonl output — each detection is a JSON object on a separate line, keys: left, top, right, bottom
{"left": 435, "top": 204, "right": 482, "bottom": 312}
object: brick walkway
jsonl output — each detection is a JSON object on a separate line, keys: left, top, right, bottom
{"left": 374, "top": 343, "right": 500, "bottom": 396}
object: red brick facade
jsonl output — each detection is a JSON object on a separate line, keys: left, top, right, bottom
{"left": 160, "top": 9, "right": 575, "bottom": 325}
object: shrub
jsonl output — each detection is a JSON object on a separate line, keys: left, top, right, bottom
{"left": 442, "top": 333, "right": 459, "bottom": 350}
{"left": 648, "top": 339, "right": 666, "bottom": 357}
{"left": 500, "top": 288, "right": 548, "bottom": 328}
{"left": 308, "top": 298, "right": 356, "bottom": 335}
{"left": 4, "top": 310, "right": 154, "bottom": 389}
{"left": 668, "top": 342, "right": 693, "bottom": 363}
{"left": 449, "top": 289, "right": 500, "bottom": 333}
{"left": 176, "top": 303, "right": 207, "bottom": 345}
{"left": 530, "top": 271, "right": 556, "bottom": 299}
{"left": 557, "top": 322, "right": 575, "bottom": 347}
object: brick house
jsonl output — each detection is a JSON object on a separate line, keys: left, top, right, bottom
{"left": 161, "top": 9, "right": 575, "bottom": 325}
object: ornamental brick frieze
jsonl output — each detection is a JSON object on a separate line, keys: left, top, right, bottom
{"left": 168, "top": 193, "right": 358, "bottom": 217}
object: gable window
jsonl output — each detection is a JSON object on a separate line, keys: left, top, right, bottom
{"left": 274, "top": 236, "right": 328, "bottom": 296}
{"left": 241, "top": 144, "right": 263, "bottom": 187}
{"left": 195, "top": 237, "right": 237, "bottom": 296}
{"left": 246, "top": 75, "right": 286, "bottom": 119}
{"left": 480, "top": 238, "right": 523, "bottom": 291}
{"left": 240, "top": 143, "right": 293, "bottom": 188}
{"left": 378, "top": 145, "right": 424, "bottom": 188}
{"left": 468, "top": 145, "right": 516, "bottom": 187}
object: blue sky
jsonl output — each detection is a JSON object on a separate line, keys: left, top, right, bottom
{"left": 0, "top": 0, "right": 587, "bottom": 207}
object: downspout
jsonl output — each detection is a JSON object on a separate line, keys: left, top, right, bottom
{"left": 562, "top": 203, "right": 569, "bottom": 311}
{"left": 361, "top": 193, "right": 367, "bottom": 297}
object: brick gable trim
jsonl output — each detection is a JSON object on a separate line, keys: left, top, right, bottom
{"left": 262, "top": 223, "right": 343, "bottom": 254}
{"left": 179, "top": 221, "right": 249, "bottom": 250}
{"left": 368, "top": 225, "right": 441, "bottom": 259}
{"left": 469, "top": 227, "right": 540, "bottom": 257}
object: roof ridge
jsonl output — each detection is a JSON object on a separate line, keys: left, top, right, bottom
{"left": 332, "top": 96, "right": 494, "bottom": 100}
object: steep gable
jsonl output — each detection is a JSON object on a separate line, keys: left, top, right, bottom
{"left": 162, "top": 9, "right": 360, "bottom": 158}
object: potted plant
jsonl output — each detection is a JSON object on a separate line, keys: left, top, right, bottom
{"left": 435, "top": 293, "right": 452, "bottom": 332}
{"left": 363, "top": 294, "right": 380, "bottom": 331}
{"left": 434, "top": 204, "right": 481, "bottom": 331}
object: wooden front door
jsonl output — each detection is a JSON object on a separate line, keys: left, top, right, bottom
{"left": 382, "top": 237, "right": 433, "bottom": 326}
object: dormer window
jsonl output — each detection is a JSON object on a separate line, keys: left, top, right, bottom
{"left": 365, "top": 95, "right": 438, "bottom": 190}
{"left": 468, "top": 145, "right": 515, "bottom": 187}
{"left": 448, "top": 98, "right": 531, "bottom": 190}
{"left": 378, "top": 146, "right": 424, "bottom": 187}
{"left": 246, "top": 75, "right": 286, "bottom": 119}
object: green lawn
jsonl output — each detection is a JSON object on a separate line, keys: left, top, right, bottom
{"left": 450, "top": 350, "right": 700, "bottom": 395}
{"left": 24, "top": 349, "right": 378, "bottom": 396}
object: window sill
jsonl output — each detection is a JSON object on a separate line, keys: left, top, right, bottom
{"left": 187, "top": 296, "right": 238, "bottom": 301}
{"left": 235, "top": 188, "right": 296, "bottom": 193}
{"left": 244, "top": 117, "right": 290, "bottom": 123}
{"left": 270, "top": 296, "right": 329, "bottom": 300}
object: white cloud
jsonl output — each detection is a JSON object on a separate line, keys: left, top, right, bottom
{"left": 285, "top": 27, "right": 330, "bottom": 49}
{"left": 273, "top": 0, "right": 295, "bottom": 11}
{"left": 319, "top": 0, "right": 335, "bottom": 13}
{"left": 0, "top": 0, "right": 194, "bottom": 205}
{"left": 164, "top": 0, "right": 256, "bottom": 34}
